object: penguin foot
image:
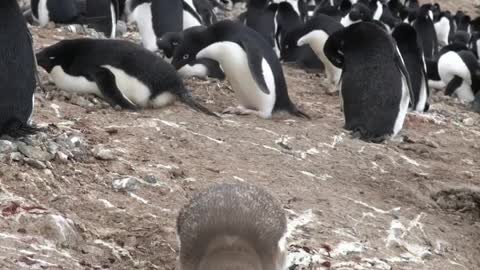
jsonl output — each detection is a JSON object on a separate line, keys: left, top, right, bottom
{"left": 222, "top": 106, "right": 271, "bottom": 119}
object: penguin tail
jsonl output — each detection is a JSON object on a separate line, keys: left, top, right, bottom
{"left": 178, "top": 91, "right": 219, "bottom": 118}
{"left": 287, "top": 104, "right": 311, "bottom": 120}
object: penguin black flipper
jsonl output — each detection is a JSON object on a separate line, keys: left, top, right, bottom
{"left": 393, "top": 48, "right": 415, "bottom": 108}
{"left": 239, "top": 39, "right": 270, "bottom": 95}
{"left": 444, "top": 76, "right": 463, "bottom": 96}
{"left": 92, "top": 68, "right": 138, "bottom": 110}
{"left": 323, "top": 29, "right": 345, "bottom": 69}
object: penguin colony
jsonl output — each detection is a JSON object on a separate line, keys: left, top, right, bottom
{"left": 1, "top": 0, "right": 479, "bottom": 268}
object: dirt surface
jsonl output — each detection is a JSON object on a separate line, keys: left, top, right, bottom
{"left": 1, "top": 2, "right": 480, "bottom": 270}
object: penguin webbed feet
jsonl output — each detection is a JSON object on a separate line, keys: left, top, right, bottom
{"left": 1, "top": 121, "right": 42, "bottom": 139}
{"left": 350, "top": 127, "right": 388, "bottom": 144}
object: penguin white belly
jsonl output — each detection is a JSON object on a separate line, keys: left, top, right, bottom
{"left": 341, "top": 15, "right": 358, "bottom": 27}
{"left": 434, "top": 18, "right": 450, "bottom": 47}
{"left": 477, "top": 40, "right": 480, "bottom": 59}
{"left": 393, "top": 70, "right": 411, "bottom": 137}
{"left": 455, "top": 81, "right": 475, "bottom": 102}
{"left": 130, "top": 3, "right": 157, "bottom": 51}
{"left": 373, "top": 2, "right": 383, "bottom": 21}
{"left": 438, "top": 51, "right": 472, "bottom": 86}
{"left": 28, "top": 95, "right": 35, "bottom": 124}
{"left": 149, "top": 92, "right": 176, "bottom": 108}
{"left": 298, "top": 30, "right": 341, "bottom": 86}
{"left": 415, "top": 74, "right": 428, "bottom": 112}
{"left": 178, "top": 63, "right": 209, "bottom": 79}
{"left": 109, "top": 3, "right": 117, "bottom": 38}
{"left": 37, "top": 0, "right": 50, "bottom": 27}
{"left": 102, "top": 65, "right": 152, "bottom": 107}
{"left": 183, "top": 11, "right": 201, "bottom": 30}
{"left": 50, "top": 66, "right": 100, "bottom": 95}
{"left": 197, "top": 41, "right": 276, "bottom": 116}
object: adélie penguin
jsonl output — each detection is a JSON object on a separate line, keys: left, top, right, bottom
{"left": 0, "top": 0, "right": 38, "bottom": 137}
{"left": 324, "top": 22, "right": 413, "bottom": 142}
{"left": 392, "top": 23, "right": 430, "bottom": 112}
{"left": 36, "top": 38, "right": 216, "bottom": 116}
{"left": 171, "top": 20, "right": 310, "bottom": 119}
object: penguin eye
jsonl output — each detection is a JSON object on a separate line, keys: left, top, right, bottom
{"left": 183, "top": 54, "right": 189, "bottom": 60}
{"left": 172, "top": 41, "right": 179, "bottom": 46}
{"left": 49, "top": 56, "right": 55, "bottom": 60}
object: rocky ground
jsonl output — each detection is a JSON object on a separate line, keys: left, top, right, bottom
{"left": 1, "top": 1, "right": 480, "bottom": 270}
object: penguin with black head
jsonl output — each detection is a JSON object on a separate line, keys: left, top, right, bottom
{"left": 0, "top": 0, "right": 38, "bottom": 137}
{"left": 171, "top": 20, "right": 310, "bottom": 119}
{"left": 36, "top": 39, "right": 216, "bottom": 116}
{"left": 392, "top": 23, "right": 430, "bottom": 112}
{"left": 340, "top": 2, "right": 373, "bottom": 27}
{"left": 296, "top": 14, "right": 343, "bottom": 88}
{"left": 157, "top": 30, "right": 225, "bottom": 79}
{"left": 324, "top": 22, "right": 413, "bottom": 142}
{"left": 276, "top": 2, "right": 323, "bottom": 69}
{"left": 413, "top": 4, "right": 438, "bottom": 59}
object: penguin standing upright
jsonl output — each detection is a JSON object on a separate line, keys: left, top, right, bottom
{"left": 0, "top": 0, "right": 37, "bottom": 137}
{"left": 176, "top": 183, "right": 287, "bottom": 270}
{"left": 297, "top": 14, "right": 343, "bottom": 87}
{"left": 392, "top": 23, "right": 430, "bottom": 112}
{"left": 276, "top": 2, "right": 323, "bottom": 69}
{"left": 30, "top": 0, "right": 80, "bottom": 26}
{"left": 245, "top": 0, "right": 278, "bottom": 53}
{"left": 324, "top": 22, "right": 413, "bottom": 142}
{"left": 127, "top": 0, "right": 183, "bottom": 51}
{"left": 434, "top": 12, "right": 453, "bottom": 47}
{"left": 412, "top": 4, "right": 438, "bottom": 59}
{"left": 171, "top": 20, "right": 310, "bottom": 119}
{"left": 36, "top": 38, "right": 216, "bottom": 116}
{"left": 438, "top": 50, "right": 480, "bottom": 103}
{"left": 86, "top": 0, "right": 118, "bottom": 38}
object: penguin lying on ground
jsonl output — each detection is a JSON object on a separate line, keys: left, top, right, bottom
{"left": 171, "top": 20, "right": 310, "bottom": 119}
{"left": 296, "top": 14, "right": 343, "bottom": 89}
{"left": 157, "top": 30, "right": 225, "bottom": 79}
{"left": 392, "top": 23, "right": 430, "bottom": 112}
{"left": 176, "top": 183, "right": 287, "bottom": 270}
{"left": 36, "top": 39, "right": 216, "bottom": 116}
{"left": 324, "top": 22, "right": 413, "bottom": 142}
{"left": 438, "top": 50, "right": 480, "bottom": 103}
{"left": 0, "top": 0, "right": 38, "bottom": 137}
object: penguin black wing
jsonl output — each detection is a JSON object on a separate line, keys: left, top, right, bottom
{"left": 393, "top": 45, "right": 415, "bottom": 107}
{"left": 91, "top": 67, "right": 138, "bottom": 110}
{"left": 239, "top": 39, "right": 271, "bottom": 95}
{"left": 323, "top": 28, "right": 345, "bottom": 69}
